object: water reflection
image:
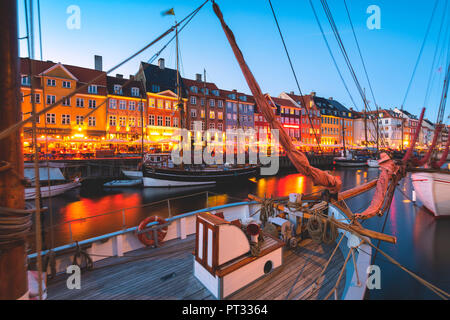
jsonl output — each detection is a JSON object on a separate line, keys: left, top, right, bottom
{"left": 33, "top": 166, "right": 450, "bottom": 299}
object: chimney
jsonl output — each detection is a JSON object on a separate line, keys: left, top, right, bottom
{"left": 116, "top": 74, "right": 123, "bottom": 79}
{"left": 158, "top": 58, "right": 165, "bottom": 70}
{"left": 94, "top": 55, "right": 103, "bottom": 71}
{"left": 329, "top": 97, "right": 333, "bottom": 100}
{"left": 129, "top": 75, "right": 135, "bottom": 80}
{"left": 196, "top": 73, "right": 202, "bottom": 82}
{"left": 290, "top": 91, "right": 294, "bottom": 95}
{"left": 310, "top": 91, "right": 316, "bottom": 97}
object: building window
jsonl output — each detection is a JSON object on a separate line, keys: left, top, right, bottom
{"left": 157, "top": 100, "right": 163, "bottom": 109}
{"left": 88, "top": 116, "right": 96, "bottom": 127}
{"left": 151, "top": 84, "right": 160, "bottom": 93}
{"left": 62, "top": 98, "right": 71, "bottom": 106}
{"left": 138, "top": 102, "right": 144, "bottom": 111}
{"left": 173, "top": 117, "right": 179, "bottom": 128}
{"left": 76, "top": 98, "right": 84, "bottom": 108}
{"left": 47, "top": 95, "right": 56, "bottom": 105}
{"left": 149, "top": 99, "right": 156, "bottom": 107}
{"left": 88, "top": 85, "right": 98, "bottom": 94}
{"left": 129, "top": 117, "right": 136, "bottom": 127}
{"left": 114, "top": 85, "right": 122, "bottom": 95}
{"left": 218, "top": 112, "right": 223, "bottom": 120}
{"left": 157, "top": 116, "right": 163, "bottom": 126}
{"left": 47, "top": 79, "right": 56, "bottom": 87}
{"left": 129, "top": 101, "right": 136, "bottom": 111}
{"left": 119, "top": 100, "right": 126, "bottom": 110}
{"left": 165, "top": 101, "right": 171, "bottom": 110}
{"left": 191, "top": 86, "right": 198, "bottom": 93}
{"left": 210, "top": 111, "right": 215, "bottom": 119}
{"left": 209, "top": 123, "right": 215, "bottom": 129}
{"left": 61, "top": 114, "right": 71, "bottom": 125}
{"left": 165, "top": 117, "right": 171, "bottom": 127}
{"left": 109, "top": 99, "right": 117, "bottom": 109}
{"left": 210, "top": 99, "right": 215, "bottom": 107}
{"left": 190, "top": 96, "right": 197, "bottom": 105}
{"left": 76, "top": 115, "right": 84, "bottom": 125}
{"left": 148, "top": 115, "right": 155, "bottom": 126}
{"left": 109, "top": 116, "right": 117, "bottom": 126}
{"left": 21, "top": 75, "right": 31, "bottom": 86}
{"left": 218, "top": 100, "right": 223, "bottom": 108}
{"left": 131, "top": 87, "right": 140, "bottom": 97}
{"left": 46, "top": 113, "right": 56, "bottom": 124}
{"left": 218, "top": 123, "right": 223, "bottom": 131}
{"left": 32, "top": 94, "right": 41, "bottom": 104}
{"left": 62, "top": 81, "right": 71, "bottom": 88}
{"left": 89, "top": 99, "right": 96, "bottom": 109}
{"left": 201, "top": 98, "right": 205, "bottom": 106}
{"left": 227, "top": 113, "right": 231, "bottom": 120}
{"left": 191, "top": 109, "right": 197, "bottom": 118}
{"left": 119, "top": 116, "right": 126, "bottom": 127}
{"left": 200, "top": 110, "right": 205, "bottom": 118}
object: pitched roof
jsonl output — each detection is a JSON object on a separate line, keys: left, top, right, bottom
{"left": 268, "top": 96, "right": 298, "bottom": 109}
{"left": 138, "top": 61, "right": 187, "bottom": 98}
{"left": 106, "top": 76, "right": 145, "bottom": 98}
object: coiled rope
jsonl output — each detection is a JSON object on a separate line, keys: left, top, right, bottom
{"left": 0, "top": 206, "right": 33, "bottom": 248}
{"left": 306, "top": 212, "right": 338, "bottom": 244}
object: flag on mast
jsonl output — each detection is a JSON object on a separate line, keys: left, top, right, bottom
{"left": 161, "top": 8, "right": 175, "bottom": 16}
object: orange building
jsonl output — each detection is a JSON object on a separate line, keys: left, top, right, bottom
{"left": 20, "top": 58, "right": 108, "bottom": 152}
{"left": 146, "top": 90, "right": 185, "bottom": 149}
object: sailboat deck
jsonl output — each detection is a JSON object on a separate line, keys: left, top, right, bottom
{"left": 47, "top": 235, "right": 346, "bottom": 300}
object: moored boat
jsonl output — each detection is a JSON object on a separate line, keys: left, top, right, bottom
{"left": 411, "top": 169, "right": 450, "bottom": 217}
{"left": 103, "top": 179, "right": 142, "bottom": 188}
{"left": 24, "top": 167, "right": 81, "bottom": 200}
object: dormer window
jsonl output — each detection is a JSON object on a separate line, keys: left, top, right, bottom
{"left": 212, "top": 90, "right": 219, "bottom": 96}
{"left": 88, "top": 85, "right": 98, "bottom": 94}
{"left": 21, "top": 75, "right": 31, "bottom": 86}
{"left": 191, "top": 86, "right": 198, "bottom": 93}
{"left": 240, "top": 96, "right": 247, "bottom": 102}
{"left": 114, "top": 84, "right": 123, "bottom": 95}
{"left": 151, "top": 84, "right": 160, "bottom": 93}
{"left": 131, "top": 87, "right": 140, "bottom": 97}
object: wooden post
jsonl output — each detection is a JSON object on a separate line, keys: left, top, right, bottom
{"left": 0, "top": 0, "right": 28, "bottom": 300}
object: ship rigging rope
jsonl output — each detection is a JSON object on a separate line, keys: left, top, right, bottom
{"left": 268, "top": 0, "right": 322, "bottom": 150}
{"left": 401, "top": 0, "right": 439, "bottom": 110}
{"left": 0, "top": 206, "right": 33, "bottom": 248}
{"left": 0, "top": 0, "right": 211, "bottom": 142}
{"left": 319, "top": 0, "right": 387, "bottom": 147}
{"left": 311, "top": 0, "right": 386, "bottom": 147}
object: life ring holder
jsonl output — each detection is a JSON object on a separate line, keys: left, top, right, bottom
{"left": 137, "top": 216, "right": 168, "bottom": 247}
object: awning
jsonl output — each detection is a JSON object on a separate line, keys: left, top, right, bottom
{"left": 24, "top": 167, "right": 66, "bottom": 181}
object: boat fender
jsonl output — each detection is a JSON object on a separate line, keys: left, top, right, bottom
{"left": 137, "top": 216, "right": 168, "bottom": 247}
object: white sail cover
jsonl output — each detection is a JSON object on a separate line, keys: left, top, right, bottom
{"left": 24, "top": 168, "right": 65, "bottom": 181}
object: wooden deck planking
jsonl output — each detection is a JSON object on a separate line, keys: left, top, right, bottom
{"left": 47, "top": 235, "right": 346, "bottom": 300}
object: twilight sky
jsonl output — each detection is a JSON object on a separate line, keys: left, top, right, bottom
{"left": 17, "top": 0, "right": 449, "bottom": 121}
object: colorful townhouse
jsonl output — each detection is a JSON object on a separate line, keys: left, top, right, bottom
{"left": 20, "top": 58, "right": 108, "bottom": 149}
{"left": 183, "top": 75, "right": 225, "bottom": 132}
{"left": 106, "top": 75, "right": 146, "bottom": 142}
{"left": 222, "top": 89, "right": 255, "bottom": 131}
{"left": 266, "top": 95, "right": 301, "bottom": 141}
{"left": 280, "top": 92, "right": 322, "bottom": 147}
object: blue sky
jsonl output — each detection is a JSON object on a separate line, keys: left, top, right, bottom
{"left": 18, "top": 0, "right": 449, "bottom": 121}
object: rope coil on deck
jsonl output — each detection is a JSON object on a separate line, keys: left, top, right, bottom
{"left": 72, "top": 241, "right": 93, "bottom": 271}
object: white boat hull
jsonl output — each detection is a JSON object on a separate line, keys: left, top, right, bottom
{"left": 142, "top": 177, "right": 216, "bottom": 188}
{"left": 122, "top": 170, "right": 143, "bottom": 180}
{"left": 412, "top": 171, "right": 450, "bottom": 216}
{"left": 25, "top": 180, "right": 81, "bottom": 200}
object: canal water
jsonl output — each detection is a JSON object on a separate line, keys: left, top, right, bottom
{"left": 34, "top": 166, "right": 450, "bottom": 300}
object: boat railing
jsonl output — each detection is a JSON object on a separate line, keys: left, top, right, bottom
{"left": 27, "top": 190, "right": 250, "bottom": 258}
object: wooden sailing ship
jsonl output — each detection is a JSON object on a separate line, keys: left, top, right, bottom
{"left": 1, "top": 0, "right": 449, "bottom": 301}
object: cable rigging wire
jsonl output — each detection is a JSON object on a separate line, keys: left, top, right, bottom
{"left": 268, "top": 0, "right": 322, "bottom": 150}
{"left": 401, "top": 0, "right": 439, "bottom": 110}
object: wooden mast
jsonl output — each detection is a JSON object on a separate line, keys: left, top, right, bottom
{"left": 0, "top": 0, "right": 29, "bottom": 300}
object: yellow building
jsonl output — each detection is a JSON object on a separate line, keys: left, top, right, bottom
{"left": 20, "top": 58, "right": 108, "bottom": 154}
